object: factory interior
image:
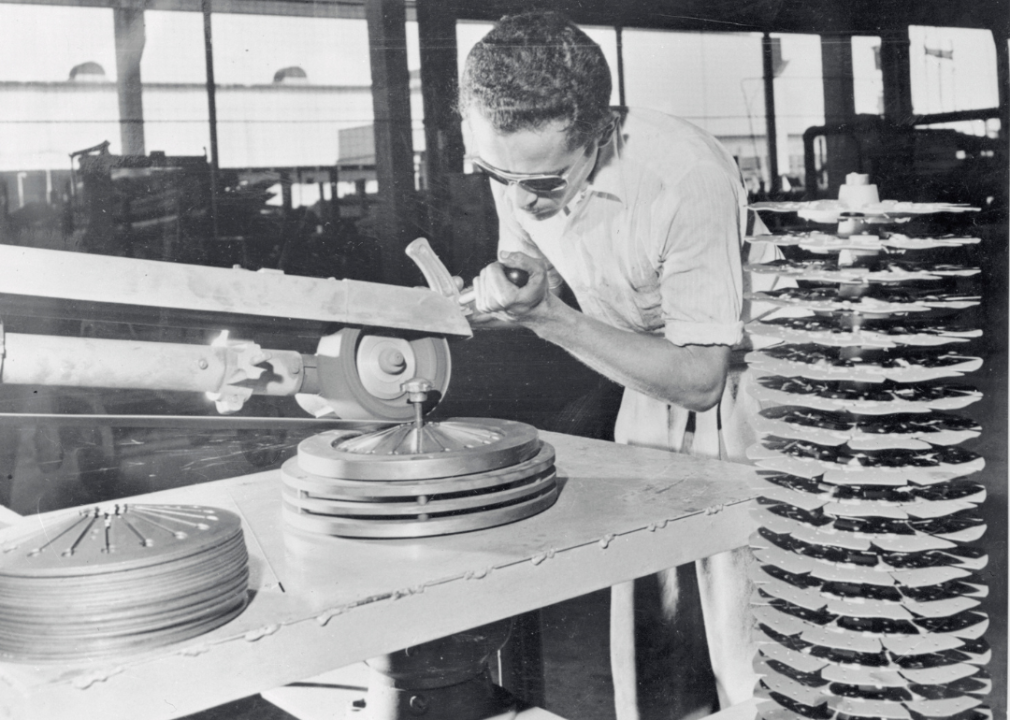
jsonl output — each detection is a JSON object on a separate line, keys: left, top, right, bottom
{"left": 0, "top": 1, "right": 1006, "bottom": 719}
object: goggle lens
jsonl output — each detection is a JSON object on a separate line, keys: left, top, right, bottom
{"left": 520, "top": 176, "right": 568, "bottom": 194}
{"left": 475, "top": 164, "right": 568, "bottom": 195}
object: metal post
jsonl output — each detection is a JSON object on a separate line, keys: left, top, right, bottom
{"left": 762, "top": 32, "right": 780, "bottom": 195}
{"left": 820, "top": 33, "right": 858, "bottom": 197}
{"left": 366, "top": 0, "right": 415, "bottom": 285}
{"left": 880, "top": 30, "right": 914, "bottom": 125}
{"left": 994, "top": 30, "right": 1009, "bottom": 212}
{"left": 417, "top": 0, "right": 464, "bottom": 268}
{"left": 202, "top": 0, "right": 220, "bottom": 241}
{"left": 113, "top": 5, "right": 146, "bottom": 156}
{"left": 330, "top": 166, "right": 340, "bottom": 223}
{"left": 616, "top": 25, "right": 626, "bottom": 108}
{"left": 995, "top": 30, "right": 1009, "bottom": 137}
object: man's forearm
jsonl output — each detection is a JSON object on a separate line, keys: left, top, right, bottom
{"left": 518, "top": 293, "right": 729, "bottom": 412}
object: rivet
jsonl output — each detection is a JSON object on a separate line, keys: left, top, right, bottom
{"left": 409, "top": 694, "right": 429, "bottom": 715}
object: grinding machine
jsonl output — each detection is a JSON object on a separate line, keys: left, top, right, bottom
{"left": 0, "top": 240, "right": 559, "bottom": 719}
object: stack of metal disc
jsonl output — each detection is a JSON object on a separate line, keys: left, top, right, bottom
{"left": 743, "top": 204, "right": 991, "bottom": 720}
{"left": 281, "top": 418, "right": 558, "bottom": 538}
{"left": 0, "top": 504, "right": 249, "bottom": 663}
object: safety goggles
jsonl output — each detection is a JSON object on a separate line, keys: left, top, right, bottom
{"left": 472, "top": 158, "right": 576, "bottom": 195}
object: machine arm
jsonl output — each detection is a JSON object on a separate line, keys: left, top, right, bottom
{"left": 0, "top": 244, "right": 467, "bottom": 422}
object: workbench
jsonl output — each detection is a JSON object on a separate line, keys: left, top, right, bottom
{"left": 0, "top": 431, "right": 758, "bottom": 720}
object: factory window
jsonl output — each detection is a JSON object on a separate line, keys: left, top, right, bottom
{"left": 621, "top": 30, "right": 765, "bottom": 137}
{"left": 852, "top": 36, "right": 884, "bottom": 115}
{"left": 140, "top": 11, "right": 211, "bottom": 159}
{"left": 209, "top": 14, "right": 372, "bottom": 170}
{"left": 0, "top": 3, "right": 118, "bottom": 232}
{"left": 908, "top": 26, "right": 999, "bottom": 116}
{"left": 621, "top": 30, "right": 824, "bottom": 196}
{"left": 768, "top": 33, "right": 825, "bottom": 192}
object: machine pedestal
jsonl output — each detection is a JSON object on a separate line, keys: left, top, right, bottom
{"left": 357, "top": 619, "right": 514, "bottom": 720}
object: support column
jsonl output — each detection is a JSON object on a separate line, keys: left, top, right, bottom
{"left": 113, "top": 3, "right": 146, "bottom": 156}
{"left": 762, "top": 33, "right": 780, "bottom": 195}
{"left": 202, "top": 0, "right": 220, "bottom": 240}
{"left": 616, "top": 25, "right": 626, "bottom": 107}
{"left": 820, "top": 34, "right": 858, "bottom": 197}
{"left": 880, "top": 30, "right": 914, "bottom": 125}
{"left": 417, "top": 0, "right": 464, "bottom": 267}
{"left": 995, "top": 30, "right": 1009, "bottom": 137}
{"left": 993, "top": 30, "right": 1008, "bottom": 212}
{"left": 366, "top": 0, "right": 416, "bottom": 285}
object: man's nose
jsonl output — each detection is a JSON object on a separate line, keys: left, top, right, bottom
{"left": 511, "top": 183, "right": 538, "bottom": 209}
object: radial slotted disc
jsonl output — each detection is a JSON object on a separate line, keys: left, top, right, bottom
{"left": 297, "top": 418, "right": 541, "bottom": 481}
{"left": 284, "top": 419, "right": 559, "bottom": 538}
{"left": 0, "top": 505, "right": 249, "bottom": 663}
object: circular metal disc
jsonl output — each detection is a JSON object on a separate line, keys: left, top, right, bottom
{"left": 282, "top": 483, "right": 559, "bottom": 539}
{"left": 0, "top": 600, "right": 248, "bottom": 663}
{"left": 0, "top": 505, "right": 243, "bottom": 578}
{"left": 283, "top": 468, "right": 556, "bottom": 517}
{"left": 0, "top": 504, "right": 250, "bottom": 663}
{"left": 281, "top": 442, "right": 555, "bottom": 500}
{"left": 298, "top": 418, "right": 541, "bottom": 481}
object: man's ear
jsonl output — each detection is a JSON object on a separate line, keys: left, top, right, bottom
{"left": 598, "top": 112, "right": 619, "bottom": 147}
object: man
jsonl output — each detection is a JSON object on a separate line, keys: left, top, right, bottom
{"left": 458, "top": 11, "right": 756, "bottom": 718}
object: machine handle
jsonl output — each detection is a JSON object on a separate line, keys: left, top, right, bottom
{"left": 457, "top": 267, "right": 529, "bottom": 306}
{"left": 405, "top": 238, "right": 460, "bottom": 302}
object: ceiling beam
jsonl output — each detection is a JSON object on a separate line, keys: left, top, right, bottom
{"left": 0, "top": 0, "right": 998, "bottom": 32}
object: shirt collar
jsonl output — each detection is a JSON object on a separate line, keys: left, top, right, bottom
{"left": 579, "top": 113, "right": 625, "bottom": 205}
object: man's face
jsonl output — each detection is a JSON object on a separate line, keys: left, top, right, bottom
{"left": 467, "top": 113, "right": 596, "bottom": 220}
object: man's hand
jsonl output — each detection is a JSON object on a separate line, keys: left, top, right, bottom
{"left": 471, "top": 252, "right": 551, "bottom": 321}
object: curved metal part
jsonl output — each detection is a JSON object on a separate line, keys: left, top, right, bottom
{"left": 297, "top": 419, "right": 540, "bottom": 481}
{"left": 309, "top": 328, "right": 452, "bottom": 423}
{"left": 405, "top": 238, "right": 462, "bottom": 305}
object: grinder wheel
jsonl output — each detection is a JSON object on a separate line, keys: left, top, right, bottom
{"left": 314, "top": 328, "right": 451, "bottom": 422}
{"left": 282, "top": 419, "right": 559, "bottom": 538}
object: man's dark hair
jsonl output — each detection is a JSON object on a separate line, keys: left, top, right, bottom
{"left": 459, "top": 11, "right": 613, "bottom": 151}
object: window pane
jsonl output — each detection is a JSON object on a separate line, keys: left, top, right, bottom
{"left": 624, "top": 31, "right": 766, "bottom": 185}
{"left": 0, "top": 5, "right": 116, "bottom": 83}
{"left": 0, "top": 4, "right": 120, "bottom": 174}
{"left": 852, "top": 36, "right": 883, "bottom": 115}
{"left": 141, "top": 11, "right": 210, "bottom": 158}
{"left": 771, "top": 33, "right": 824, "bottom": 193}
{"left": 909, "top": 26, "right": 999, "bottom": 115}
{"left": 209, "top": 14, "right": 373, "bottom": 170}
{"left": 622, "top": 30, "right": 825, "bottom": 195}
{"left": 623, "top": 30, "right": 760, "bottom": 136}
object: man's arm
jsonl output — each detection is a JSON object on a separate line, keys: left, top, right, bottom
{"left": 471, "top": 253, "right": 729, "bottom": 412}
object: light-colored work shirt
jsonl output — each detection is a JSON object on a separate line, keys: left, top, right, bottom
{"left": 492, "top": 107, "right": 747, "bottom": 455}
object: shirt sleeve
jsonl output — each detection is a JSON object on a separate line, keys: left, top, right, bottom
{"left": 491, "top": 181, "right": 565, "bottom": 289}
{"left": 657, "top": 162, "right": 744, "bottom": 347}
